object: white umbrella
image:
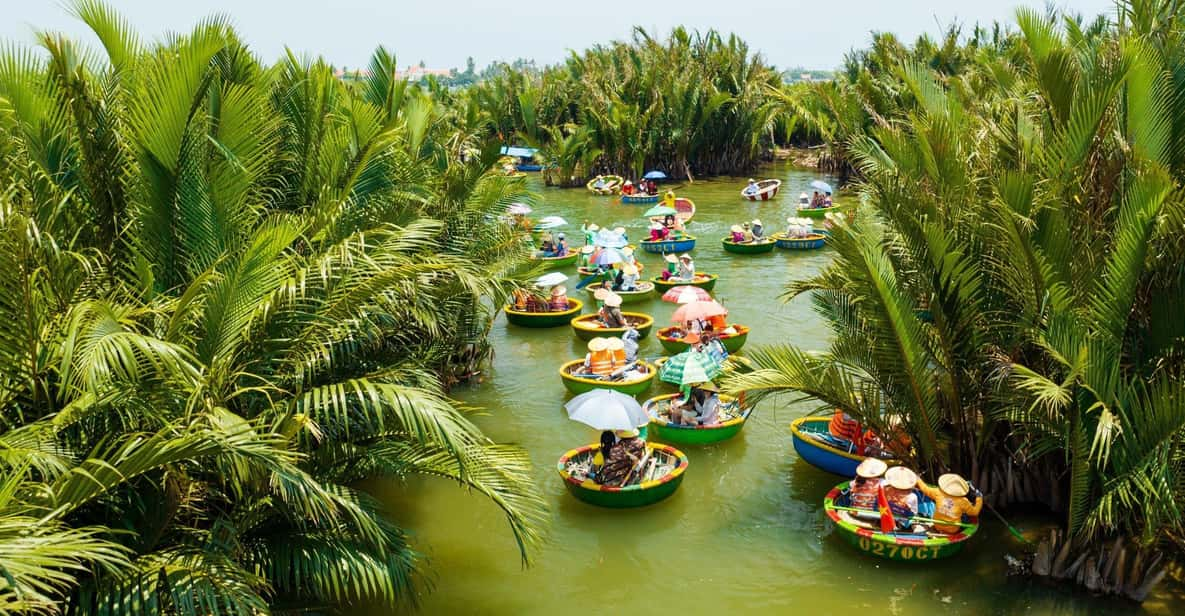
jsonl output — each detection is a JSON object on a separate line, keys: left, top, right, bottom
{"left": 537, "top": 216, "right": 567, "bottom": 228}
{"left": 534, "top": 272, "right": 569, "bottom": 288}
{"left": 564, "top": 389, "right": 649, "bottom": 431}
{"left": 507, "top": 202, "right": 532, "bottom": 215}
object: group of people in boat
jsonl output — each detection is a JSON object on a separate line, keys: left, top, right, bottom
{"left": 799, "top": 190, "right": 833, "bottom": 209}
{"left": 621, "top": 178, "right": 659, "bottom": 196}
{"left": 577, "top": 333, "right": 645, "bottom": 380}
{"left": 848, "top": 457, "right": 984, "bottom": 535}
{"left": 784, "top": 217, "right": 817, "bottom": 239}
{"left": 664, "top": 381, "right": 723, "bottom": 426}
{"left": 658, "top": 253, "right": 696, "bottom": 281}
{"left": 537, "top": 231, "right": 570, "bottom": 258}
{"left": 729, "top": 219, "right": 765, "bottom": 243}
{"left": 511, "top": 284, "right": 570, "bottom": 313}
{"left": 590, "top": 429, "right": 647, "bottom": 487}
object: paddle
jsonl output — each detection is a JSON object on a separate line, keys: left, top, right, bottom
{"left": 574, "top": 273, "right": 601, "bottom": 290}
{"left": 829, "top": 505, "right": 978, "bottom": 530}
{"left": 985, "top": 501, "right": 1033, "bottom": 545}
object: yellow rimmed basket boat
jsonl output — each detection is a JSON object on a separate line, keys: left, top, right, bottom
{"left": 557, "top": 442, "right": 688, "bottom": 508}
{"left": 772, "top": 232, "right": 827, "bottom": 250}
{"left": 504, "top": 298, "right": 584, "bottom": 328}
{"left": 721, "top": 237, "right": 777, "bottom": 254}
{"left": 582, "top": 281, "right": 656, "bottom": 305}
{"left": 559, "top": 359, "right": 655, "bottom": 396}
{"left": 657, "top": 325, "right": 749, "bottom": 354}
{"left": 824, "top": 482, "right": 980, "bottom": 561}
{"left": 651, "top": 273, "right": 718, "bottom": 293}
{"left": 570, "top": 312, "right": 654, "bottom": 341}
{"left": 643, "top": 393, "right": 752, "bottom": 445}
{"left": 587, "top": 175, "right": 624, "bottom": 195}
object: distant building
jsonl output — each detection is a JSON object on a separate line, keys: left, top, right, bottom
{"left": 395, "top": 66, "right": 453, "bottom": 81}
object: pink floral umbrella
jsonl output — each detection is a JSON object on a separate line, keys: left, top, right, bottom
{"left": 661, "top": 285, "right": 712, "bottom": 304}
{"left": 670, "top": 300, "right": 728, "bottom": 323}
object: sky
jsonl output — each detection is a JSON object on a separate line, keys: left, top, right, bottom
{"left": 4, "top": 0, "right": 1117, "bottom": 72}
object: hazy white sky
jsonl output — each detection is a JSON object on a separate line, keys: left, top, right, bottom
{"left": 4, "top": 0, "right": 1117, "bottom": 71}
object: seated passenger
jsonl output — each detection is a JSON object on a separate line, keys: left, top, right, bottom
{"left": 593, "top": 175, "right": 606, "bottom": 190}
{"left": 660, "top": 253, "right": 678, "bottom": 280}
{"left": 751, "top": 219, "right": 764, "bottom": 239}
{"left": 620, "top": 264, "right": 639, "bottom": 291}
{"left": 548, "top": 285, "right": 569, "bottom": 312}
{"left": 917, "top": 473, "right": 983, "bottom": 534}
{"left": 849, "top": 458, "right": 888, "bottom": 510}
{"left": 730, "top": 225, "right": 745, "bottom": 243}
{"left": 598, "top": 430, "right": 645, "bottom": 487}
{"left": 884, "top": 466, "right": 920, "bottom": 527}
{"left": 599, "top": 293, "right": 625, "bottom": 328}
{"left": 675, "top": 254, "right": 695, "bottom": 281}
{"left": 743, "top": 178, "right": 759, "bottom": 196}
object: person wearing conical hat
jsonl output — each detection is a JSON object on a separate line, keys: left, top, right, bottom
{"left": 798, "top": 192, "right": 809, "bottom": 206}
{"left": 620, "top": 263, "right": 639, "bottom": 291}
{"left": 579, "top": 243, "right": 595, "bottom": 268}
{"left": 582, "top": 221, "right": 599, "bottom": 245}
{"left": 661, "top": 253, "right": 678, "bottom": 280}
{"left": 917, "top": 473, "right": 984, "bottom": 534}
{"left": 884, "top": 466, "right": 920, "bottom": 523}
{"left": 743, "top": 178, "right": 759, "bottom": 196}
{"left": 675, "top": 254, "right": 695, "bottom": 281}
{"left": 548, "top": 285, "right": 569, "bottom": 311}
{"left": 586, "top": 337, "right": 614, "bottom": 376}
{"left": 605, "top": 335, "right": 627, "bottom": 366}
{"left": 751, "top": 218, "right": 764, "bottom": 239}
{"left": 849, "top": 458, "right": 888, "bottom": 511}
{"left": 730, "top": 224, "right": 745, "bottom": 243}
{"left": 593, "top": 175, "right": 607, "bottom": 191}
{"left": 593, "top": 286, "right": 612, "bottom": 307}
{"left": 599, "top": 293, "right": 625, "bottom": 328}
{"left": 622, "top": 179, "right": 634, "bottom": 196}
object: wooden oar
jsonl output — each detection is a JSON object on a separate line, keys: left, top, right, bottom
{"left": 829, "top": 506, "right": 977, "bottom": 530}
{"left": 985, "top": 501, "right": 1034, "bottom": 545}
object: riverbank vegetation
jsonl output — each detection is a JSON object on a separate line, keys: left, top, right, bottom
{"left": 0, "top": 1, "right": 546, "bottom": 611}
{"left": 728, "top": 0, "right": 1185, "bottom": 600}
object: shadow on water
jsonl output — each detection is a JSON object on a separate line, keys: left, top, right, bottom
{"left": 360, "top": 163, "right": 1183, "bottom": 615}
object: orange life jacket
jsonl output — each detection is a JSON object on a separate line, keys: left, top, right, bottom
{"left": 589, "top": 350, "right": 615, "bottom": 375}
{"left": 611, "top": 348, "right": 627, "bottom": 364}
{"left": 829, "top": 410, "right": 862, "bottom": 443}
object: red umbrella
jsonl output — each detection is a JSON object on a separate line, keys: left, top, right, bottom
{"left": 670, "top": 300, "right": 728, "bottom": 323}
{"left": 661, "top": 286, "right": 712, "bottom": 304}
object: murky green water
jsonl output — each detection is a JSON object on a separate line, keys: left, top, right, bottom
{"left": 368, "top": 164, "right": 1182, "bottom": 615}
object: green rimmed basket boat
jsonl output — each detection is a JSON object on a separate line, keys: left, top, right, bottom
{"left": 656, "top": 325, "right": 750, "bottom": 354}
{"left": 570, "top": 312, "right": 654, "bottom": 341}
{"left": 651, "top": 273, "right": 718, "bottom": 293}
{"left": 504, "top": 298, "right": 584, "bottom": 328}
{"left": 643, "top": 393, "right": 752, "bottom": 445}
{"left": 587, "top": 175, "right": 624, "bottom": 195}
{"left": 796, "top": 203, "right": 854, "bottom": 220}
{"left": 556, "top": 443, "right": 688, "bottom": 508}
{"left": 721, "top": 237, "right": 777, "bottom": 254}
{"left": 824, "top": 482, "right": 979, "bottom": 561}
{"left": 533, "top": 252, "right": 579, "bottom": 270}
{"left": 559, "top": 359, "right": 655, "bottom": 396}
{"left": 582, "top": 281, "right": 656, "bottom": 305}
{"left": 772, "top": 232, "right": 826, "bottom": 250}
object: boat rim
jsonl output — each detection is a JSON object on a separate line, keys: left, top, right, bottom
{"left": 556, "top": 443, "right": 688, "bottom": 492}
{"left": 570, "top": 312, "right": 654, "bottom": 330}
{"left": 504, "top": 298, "right": 584, "bottom": 318}
{"left": 643, "top": 393, "right": 751, "bottom": 430}
{"left": 559, "top": 359, "right": 655, "bottom": 386}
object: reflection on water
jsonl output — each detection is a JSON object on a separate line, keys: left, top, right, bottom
{"left": 365, "top": 164, "right": 1179, "bottom": 614}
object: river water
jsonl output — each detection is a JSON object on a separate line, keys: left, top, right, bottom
{"left": 368, "top": 163, "right": 1182, "bottom": 615}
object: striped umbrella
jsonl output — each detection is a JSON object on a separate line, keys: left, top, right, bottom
{"left": 658, "top": 350, "right": 723, "bottom": 386}
{"left": 661, "top": 285, "right": 712, "bottom": 304}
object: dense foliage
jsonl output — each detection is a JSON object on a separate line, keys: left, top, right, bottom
{"left": 730, "top": 0, "right": 1185, "bottom": 561}
{"left": 472, "top": 28, "right": 784, "bottom": 183}
{"left": 0, "top": 1, "right": 547, "bottom": 612}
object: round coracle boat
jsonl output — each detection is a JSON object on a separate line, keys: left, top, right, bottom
{"left": 772, "top": 232, "right": 826, "bottom": 250}
{"left": 557, "top": 442, "right": 688, "bottom": 508}
{"left": 640, "top": 235, "right": 696, "bottom": 254}
{"left": 741, "top": 179, "right": 781, "bottom": 201}
{"left": 648, "top": 197, "right": 696, "bottom": 224}
{"left": 504, "top": 298, "right": 584, "bottom": 328}
{"left": 721, "top": 237, "right": 777, "bottom": 254}
{"left": 559, "top": 359, "right": 655, "bottom": 396}
{"left": 657, "top": 325, "right": 749, "bottom": 354}
{"left": 796, "top": 203, "right": 854, "bottom": 220}
{"left": 533, "top": 252, "right": 579, "bottom": 270}
{"left": 582, "top": 281, "right": 656, "bottom": 304}
{"left": 824, "top": 482, "right": 980, "bottom": 561}
{"left": 570, "top": 312, "right": 654, "bottom": 341}
{"left": 790, "top": 416, "right": 899, "bottom": 476}
{"left": 622, "top": 193, "right": 660, "bottom": 204}
{"left": 644, "top": 393, "right": 751, "bottom": 445}
{"left": 587, "top": 175, "right": 624, "bottom": 195}
{"left": 651, "top": 273, "right": 718, "bottom": 292}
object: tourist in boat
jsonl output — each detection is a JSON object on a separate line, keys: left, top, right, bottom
{"left": 751, "top": 219, "right": 764, "bottom": 239}
{"left": 730, "top": 225, "right": 745, "bottom": 243}
{"left": 599, "top": 293, "right": 625, "bottom": 328}
{"left": 829, "top": 409, "right": 863, "bottom": 451}
{"left": 676, "top": 254, "right": 695, "bottom": 281}
{"left": 824, "top": 192, "right": 833, "bottom": 207}
{"left": 917, "top": 473, "right": 984, "bottom": 534}
{"left": 593, "top": 175, "right": 606, "bottom": 190}
{"left": 538, "top": 232, "right": 556, "bottom": 255}
{"left": 743, "top": 178, "right": 759, "bottom": 196}
{"left": 579, "top": 244, "right": 595, "bottom": 268}
{"left": 582, "top": 222, "right": 600, "bottom": 245}
{"left": 511, "top": 287, "right": 531, "bottom": 311}
{"left": 670, "top": 212, "right": 686, "bottom": 237}
{"left": 648, "top": 222, "right": 670, "bottom": 241}
{"left": 701, "top": 331, "right": 728, "bottom": 364}
{"left": 548, "top": 285, "right": 570, "bottom": 312}
{"left": 620, "top": 264, "right": 639, "bottom": 291}
{"left": 662, "top": 213, "right": 677, "bottom": 231}
{"left": 583, "top": 337, "right": 614, "bottom": 376}
{"left": 621, "top": 326, "right": 640, "bottom": 363}
{"left": 798, "top": 192, "right": 809, "bottom": 207}
{"left": 850, "top": 458, "right": 889, "bottom": 510}
{"left": 598, "top": 429, "right": 645, "bottom": 487}
{"left": 551, "top": 233, "right": 569, "bottom": 257}
{"left": 660, "top": 253, "right": 678, "bottom": 280}
{"left": 884, "top": 466, "right": 920, "bottom": 528}
{"left": 741, "top": 222, "right": 755, "bottom": 243}
{"left": 621, "top": 246, "right": 641, "bottom": 272}
{"left": 622, "top": 180, "right": 635, "bottom": 196}
{"left": 610, "top": 264, "right": 625, "bottom": 291}
{"left": 692, "top": 382, "right": 721, "bottom": 424}
{"left": 811, "top": 191, "right": 825, "bottom": 208}
{"left": 591, "top": 430, "right": 616, "bottom": 481}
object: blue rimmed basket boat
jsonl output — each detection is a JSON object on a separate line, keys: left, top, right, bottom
{"left": 772, "top": 232, "right": 827, "bottom": 250}
{"left": 790, "top": 416, "right": 898, "bottom": 476}
{"left": 640, "top": 235, "right": 696, "bottom": 254}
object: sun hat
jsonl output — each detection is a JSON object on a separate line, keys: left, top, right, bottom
{"left": 622, "top": 246, "right": 634, "bottom": 256}
{"left": 752, "top": 219, "right": 762, "bottom": 226}
{"left": 696, "top": 381, "right": 718, "bottom": 392}
{"left": 664, "top": 254, "right": 678, "bottom": 263}
{"left": 742, "top": 222, "right": 750, "bottom": 229}
{"left": 683, "top": 332, "right": 701, "bottom": 344}
{"left": 604, "top": 294, "right": 623, "bottom": 307}
{"left": 856, "top": 458, "right": 889, "bottom": 479}
{"left": 938, "top": 473, "right": 970, "bottom": 497}
{"left": 588, "top": 337, "right": 609, "bottom": 352}
{"left": 799, "top": 192, "right": 808, "bottom": 199}
{"left": 625, "top": 180, "right": 633, "bottom": 185}
{"left": 614, "top": 226, "right": 626, "bottom": 235}
{"left": 594, "top": 287, "right": 611, "bottom": 300}
{"left": 596, "top": 174, "right": 603, "bottom": 179}
{"left": 606, "top": 337, "right": 625, "bottom": 351}
{"left": 623, "top": 264, "right": 638, "bottom": 275}
{"left": 748, "top": 178, "right": 755, "bottom": 183}
{"left": 581, "top": 245, "right": 595, "bottom": 254}
{"left": 550, "top": 285, "right": 566, "bottom": 296}
{"left": 885, "top": 466, "right": 918, "bottom": 491}
{"left": 557, "top": 233, "right": 566, "bottom": 240}
{"left": 679, "top": 254, "right": 692, "bottom": 261}
{"left": 730, "top": 225, "right": 743, "bottom": 233}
